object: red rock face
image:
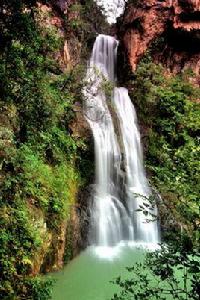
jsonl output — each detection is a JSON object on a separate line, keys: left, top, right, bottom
{"left": 174, "top": 0, "right": 200, "bottom": 31}
{"left": 122, "top": 3, "right": 170, "bottom": 71}
{"left": 120, "top": 0, "right": 200, "bottom": 80}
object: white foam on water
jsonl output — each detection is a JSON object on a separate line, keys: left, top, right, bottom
{"left": 90, "top": 241, "right": 160, "bottom": 260}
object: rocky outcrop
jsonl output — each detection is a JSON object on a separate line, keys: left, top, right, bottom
{"left": 119, "top": 0, "right": 200, "bottom": 81}
{"left": 37, "top": 1, "right": 83, "bottom": 72}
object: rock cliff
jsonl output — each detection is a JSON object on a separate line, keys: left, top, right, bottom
{"left": 118, "top": 0, "right": 200, "bottom": 83}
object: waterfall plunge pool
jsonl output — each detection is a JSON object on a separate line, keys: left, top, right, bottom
{"left": 51, "top": 33, "right": 161, "bottom": 300}
{"left": 51, "top": 243, "right": 158, "bottom": 300}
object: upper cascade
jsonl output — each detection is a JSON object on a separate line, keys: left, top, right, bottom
{"left": 90, "top": 34, "right": 118, "bottom": 81}
{"left": 83, "top": 34, "right": 160, "bottom": 251}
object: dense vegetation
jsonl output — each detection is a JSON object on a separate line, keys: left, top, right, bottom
{"left": 112, "top": 57, "right": 200, "bottom": 299}
{"left": 131, "top": 58, "right": 199, "bottom": 237}
{"left": 0, "top": 1, "right": 96, "bottom": 299}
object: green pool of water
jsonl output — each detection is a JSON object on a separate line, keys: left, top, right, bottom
{"left": 51, "top": 243, "right": 196, "bottom": 300}
{"left": 51, "top": 244, "right": 146, "bottom": 300}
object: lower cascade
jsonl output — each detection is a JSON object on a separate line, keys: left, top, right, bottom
{"left": 83, "top": 34, "right": 159, "bottom": 251}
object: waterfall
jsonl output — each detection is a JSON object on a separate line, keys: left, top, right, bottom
{"left": 83, "top": 34, "right": 159, "bottom": 250}
{"left": 113, "top": 88, "right": 159, "bottom": 243}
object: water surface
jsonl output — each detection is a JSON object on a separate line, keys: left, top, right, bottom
{"left": 52, "top": 244, "right": 147, "bottom": 300}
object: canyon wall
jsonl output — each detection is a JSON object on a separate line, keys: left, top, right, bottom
{"left": 118, "top": 0, "right": 200, "bottom": 84}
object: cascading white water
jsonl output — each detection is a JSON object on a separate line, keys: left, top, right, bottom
{"left": 113, "top": 88, "right": 159, "bottom": 243}
{"left": 83, "top": 34, "right": 159, "bottom": 251}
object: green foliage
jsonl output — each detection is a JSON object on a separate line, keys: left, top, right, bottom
{"left": 131, "top": 59, "right": 200, "bottom": 231}
{"left": 25, "top": 277, "right": 53, "bottom": 300}
{"left": 0, "top": 1, "right": 92, "bottom": 299}
{"left": 112, "top": 236, "right": 200, "bottom": 300}
{"left": 0, "top": 202, "right": 44, "bottom": 298}
{"left": 8, "top": 145, "right": 79, "bottom": 227}
{"left": 66, "top": 0, "right": 110, "bottom": 59}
